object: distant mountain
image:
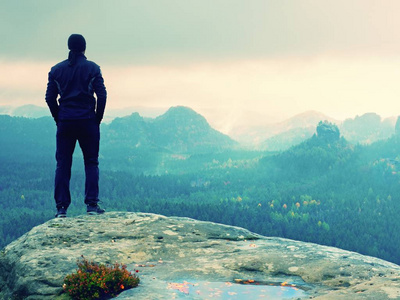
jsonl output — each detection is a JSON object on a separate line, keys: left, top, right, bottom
{"left": 0, "top": 115, "right": 55, "bottom": 151}
{"left": 276, "top": 110, "right": 338, "bottom": 131}
{"left": 0, "top": 104, "right": 167, "bottom": 124}
{"left": 0, "top": 104, "right": 49, "bottom": 118}
{"left": 105, "top": 112, "right": 151, "bottom": 147}
{"left": 150, "top": 106, "right": 236, "bottom": 153}
{"left": 0, "top": 105, "right": 235, "bottom": 153}
{"left": 237, "top": 111, "right": 397, "bottom": 151}
{"left": 0, "top": 107, "right": 237, "bottom": 174}
{"left": 103, "top": 106, "right": 237, "bottom": 155}
{"left": 100, "top": 107, "right": 239, "bottom": 173}
{"left": 232, "top": 110, "right": 337, "bottom": 150}
{"left": 2, "top": 105, "right": 397, "bottom": 151}
{"left": 260, "top": 127, "right": 316, "bottom": 151}
{"left": 102, "top": 106, "right": 168, "bottom": 123}
{"left": 262, "top": 122, "right": 353, "bottom": 179}
{"left": 340, "top": 113, "right": 395, "bottom": 144}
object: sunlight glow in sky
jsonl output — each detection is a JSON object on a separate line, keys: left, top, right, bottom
{"left": 1, "top": 0, "right": 400, "bottom": 133}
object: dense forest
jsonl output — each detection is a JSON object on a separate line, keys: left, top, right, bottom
{"left": 1, "top": 112, "right": 400, "bottom": 267}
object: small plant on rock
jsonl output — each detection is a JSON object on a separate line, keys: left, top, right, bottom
{"left": 63, "top": 255, "right": 139, "bottom": 300}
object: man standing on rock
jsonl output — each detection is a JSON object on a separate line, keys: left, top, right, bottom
{"left": 45, "top": 34, "right": 107, "bottom": 218}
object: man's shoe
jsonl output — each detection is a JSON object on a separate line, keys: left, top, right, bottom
{"left": 55, "top": 207, "right": 67, "bottom": 218}
{"left": 87, "top": 204, "right": 105, "bottom": 215}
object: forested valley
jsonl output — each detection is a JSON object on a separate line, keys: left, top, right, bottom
{"left": 1, "top": 110, "right": 400, "bottom": 266}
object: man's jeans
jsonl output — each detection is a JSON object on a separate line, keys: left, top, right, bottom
{"left": 54, "top": 119, "right": 100, "bottom": 209}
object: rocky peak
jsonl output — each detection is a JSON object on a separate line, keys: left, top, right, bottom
{"left": 1, "top": 212, "right": 400, "bottom": 299}
{"left": 316, "top": 120, "right": 340, "bottom": 141}
{"left": 154, "top": 106, "right": 211, "bottom": 132}
{"left": 151, "top": 106, "right": 235, "bottom": 153}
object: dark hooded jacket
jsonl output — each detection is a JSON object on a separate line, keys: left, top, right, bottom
{"left": 45, "top": 53, "right": 107, "bottom": 123}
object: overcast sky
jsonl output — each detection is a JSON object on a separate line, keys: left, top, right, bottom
{"left": 1, "top": 0, "right": 400, "bottom": 132}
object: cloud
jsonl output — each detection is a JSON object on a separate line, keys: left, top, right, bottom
{"left": 0, "top": 60, "right": 50, "bottom": 106}
{"left": 2, "top": 1, "right": 400, "bottom": 64}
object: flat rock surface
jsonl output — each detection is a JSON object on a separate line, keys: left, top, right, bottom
{"left": 1, "top": 212, "right": 400, "bottom": 299}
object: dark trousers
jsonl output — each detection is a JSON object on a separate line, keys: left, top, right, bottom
{"left": 54, "top": 119, "right": 100, "bottom": 209}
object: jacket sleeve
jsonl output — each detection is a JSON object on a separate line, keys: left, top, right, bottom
{"left": 45, "top": 71, "right": 59, "bottom": 123}
{"left": 92, "top": 68, "right": 107, "bottom": 124}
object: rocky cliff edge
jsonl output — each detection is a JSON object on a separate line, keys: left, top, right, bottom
{"left": 1, "top": 212, "right": 400, "bottom": 299}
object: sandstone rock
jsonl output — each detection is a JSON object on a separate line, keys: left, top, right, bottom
{"left": 316, "top": 121, "right": 340, "bottom": 141}
{"left": 1, "top": 212, "right": 400, "bottom": 299}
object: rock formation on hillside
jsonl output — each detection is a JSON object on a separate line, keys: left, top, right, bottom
{"left": 316, "top": 121, "right": 340, "bottom": 141}
{"left": 1, "top": 212, "right": 400, "bottom": 299}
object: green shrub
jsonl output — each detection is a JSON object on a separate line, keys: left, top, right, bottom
{"left": 63, "top": 256, "right": 140, "bottom": 300}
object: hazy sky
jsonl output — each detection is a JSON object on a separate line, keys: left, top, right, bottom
{"left": 1, "top": 0, "right": 400, "bottom": 132}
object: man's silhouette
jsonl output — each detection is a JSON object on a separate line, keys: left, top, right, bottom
{"left": 45, "top": 34, "right": 107, "bottom": 218}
